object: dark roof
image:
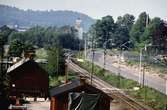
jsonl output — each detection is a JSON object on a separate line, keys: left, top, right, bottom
{"left": 7, "top": 58, "right": 47, "bottom": 73}
{"left": 50, "top": 80, "right": 82, "bottom": 96}
{"left": 49, "top": 79, "right": 111, "bottom": 98}
{"left": 7, "top": 58, "right": 30, "bottom": 73}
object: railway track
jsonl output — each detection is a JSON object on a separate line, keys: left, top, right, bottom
{"left": 66, "top": 59, "right": 153, "bottom": 110}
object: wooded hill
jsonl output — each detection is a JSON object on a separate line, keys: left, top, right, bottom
{"left": 0, "top": 5, "right": 94, "bottom": 31}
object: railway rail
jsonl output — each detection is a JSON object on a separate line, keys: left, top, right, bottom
{"left": 66, "top": 58, "right": 153, "bottom": 110}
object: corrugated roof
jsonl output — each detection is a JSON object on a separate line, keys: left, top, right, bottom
{"left": 50, "top": 80, "right": 82, "bottom": 96}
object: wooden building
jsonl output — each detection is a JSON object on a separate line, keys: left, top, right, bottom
{"left": 7, "top": 58, "right": 49, "bottom": 98}
{"left": 50, "top": 79, "right": 111, "bottom": 110}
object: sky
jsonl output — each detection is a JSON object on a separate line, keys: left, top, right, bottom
{"left": 0, "top": 0, "right": 167, "bottom": 20}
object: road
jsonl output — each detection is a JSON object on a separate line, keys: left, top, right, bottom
{"left": 87, "top": 51, "right": 166, "bottom": 94}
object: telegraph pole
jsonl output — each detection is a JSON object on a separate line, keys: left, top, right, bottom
{"left": 84, "top": 35, "right": 87, "bottom": 60}
{"left": 146, "top": 14, "right": 149, "bottom": 27}
{"left": 103, "top": 42, "right": 106, "bottom": 70}
{"left": 91, "top": 35, "right": 95, "bottom": 84}
{"left": 0, "top": 40, "right": 4, "bottom": 80}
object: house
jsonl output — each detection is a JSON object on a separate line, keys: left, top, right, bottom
{"left": 50, "top": 78, "right": 111, "bottom": 110}
{"left": 7, "top": 58, "right": 49, "bottom": 98}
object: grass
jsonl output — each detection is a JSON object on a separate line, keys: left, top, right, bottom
{"left": 125, "top": 60, "right": 167, "bottom": 74}
{"left": 108, "top": 49, "right": 167, "bottom": 75}
{"left": 49, "top": 70, "right": 77, "bottom": 87}
{"left": 35, "top": 48, "right": 48, "bottom": 59}
{"left": 74, "top": 58, "right": 167, "bottom": 110}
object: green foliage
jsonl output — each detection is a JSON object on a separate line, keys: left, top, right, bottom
{"left": 8, "top": 40, "right": 24, "bottom": 57}
{"left": 89, "top": 14, "right": 135, "bottom": 49}
{"left": 129, "top": 12, "right": 167, "bottom": 52}
{"left": 0, "top": 25, "right": 14, "bottom": 56}
{"left": 114, "top": 14, "right": 135, "bottom": 47}
{"left": 8, "top": 39, "right": 34, "bottom": 57}
{"left": 49, "top": 76, "right": 63, "bottom": 87}
{"left": 49, "top": 71, "right": 77, "bottom": 87}
{"left": 116, "top": 14, "right": 135, "bottom": 31}
{"left": 8, "top": 26, "right": 83, "bottom": 50}
{"left": 142, "top": 17, "right": 163, "bottom": 45}
{"left": 145, "top": 17, "right": 167, "bottom": 53}
{"left": 46, "top": 45, "right": 65, "bottom": 77}
{"left": 0, "top": 25, "right": 14, "bottom": 44}
{"left": 130, "top": 12, "right": 149, "bottom": 49}
{"left": 90, "top": 16, "right": 115, "bottom": 48}
{"left": 35, "top": 48, "right": 48, "bottom": 59}
{"left": 8, "top": 26, "right": 58, "bottom": 47}
{"left": 89, "top": 11, "right": 167, "bottom": 52}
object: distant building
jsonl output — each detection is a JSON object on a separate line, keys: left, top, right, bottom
{"left": 74, "top": 18, "right": 83, "bottom": 39}
{"left": 7, "top": 58, "right": 49, "bottom": 98}
{"left": 7, "top": 24, "right": 29, "bottom": 32}
{"left": 4, "top": 44, "right": 9, "bottom": 56}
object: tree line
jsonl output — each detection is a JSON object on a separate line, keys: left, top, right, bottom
{"left": 88, "top": 12, "right": 167, "bottom": 53}
{"left": 8, "top": 26, "right": 82, "bottom": 52}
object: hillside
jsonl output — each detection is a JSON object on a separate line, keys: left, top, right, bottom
{"left": 0, "top": 5, "right": 95, "bottom": 31}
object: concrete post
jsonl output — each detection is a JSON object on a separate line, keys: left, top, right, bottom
{"left": 165, "top": 76, "right": 167, "bottom": 110}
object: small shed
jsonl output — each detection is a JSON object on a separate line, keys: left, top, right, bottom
{"left": 7, "top": 58, "right": 49, "bottom": 98}
{"left": 50, "top": 79, "right": 111, "bottom": 110}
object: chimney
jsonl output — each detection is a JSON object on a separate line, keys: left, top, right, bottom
{"left": 23, "top": 50, "right": 35, "bottom": 60}
{"left": 79, "top": 75, "right": 87, "bottom": 85}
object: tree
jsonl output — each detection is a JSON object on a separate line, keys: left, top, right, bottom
{"left": 47, "top": 44, "right": 65, "bottom": 77}
{"left": 8, "top": 26, "right": 82, "bottom": 50}
{"left": 90, "top": 16, "right": 115, "bottom": 48}
{"left": 8, "top": 40, "right": 24, "bottom": 57}
{"left": 57, "top": 26, "right": 83, "bottom": 50}
{"left": 114, "top": 14, "right": 135, "bottom": 47}
{"left": 116, "top": 14, "right": 135, "bottom": 31}
{"left": 143, "top": 17, "right": 167, "bottom": 53}
{"left": 130, "top": 12, "right": 149, "bottom": 49}
{"left": 8, "top": 39, "right": 35, "bottom": 57}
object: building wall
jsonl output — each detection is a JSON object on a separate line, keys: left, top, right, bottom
{"left": 50, "top": 85, "right": 111, "bottom": 110}
{"left": 9, "top": 60, "right": 49, "bottom": 97}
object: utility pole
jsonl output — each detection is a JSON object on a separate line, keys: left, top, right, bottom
{"left": 117, "top": 54, "right": 121, "bottom": 88}
{"left": 139, "top": 15, "right": 149, "bottom": 86}
{"left": 103, "top": 42, "right": 107, "bottom": 71}
{"left": 139, "top": 44, "right": 147, "bottom": 86}
{"left": 143, "top": 63, "right": 150, "bottom": 104}
{"left": 139, "top": 49, "right": 142, "bottom": 85}
{"left": 103, "top": 38, "right": 113, "bottom": 72}
{"left": 142, "top": 64, "right": 146, "bottom": 87}
{"left": 91, "top": 35, "right": 95, "bottom": 85}
{"left": 146, "top": 14, "right": 149, "bottom": 27}
{"left": 65, "top": 63, "right": 68, "bottom": 84}
{"left": 142, "top": 63, "right": 147, "bottom": 103}
{"left": 84, "top": 35, "right": 87, "bottom": 60}
{"left": 0, "top": 41, "right": 4, "bottom": 80}
{"left": 56, "top": 41, "right": 59, "bottom": 77}
{"left": 118, "top": 41, "right": 131, "bottom": 88}
{"left": 166, "top": 78, "right": 167, "bottom": 95}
